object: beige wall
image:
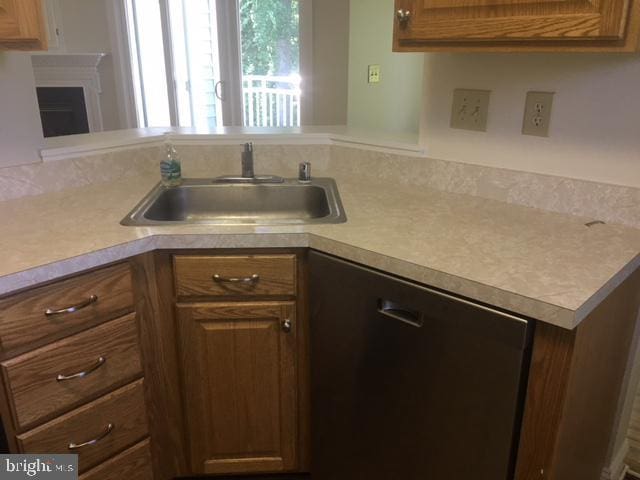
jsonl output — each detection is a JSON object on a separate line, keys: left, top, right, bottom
{"left": 0, "top": 54, "right": 44, "bottom": 167}
{"left": 58, "top": 0, "right": 120, "bottom": 131}
{"left": 420, "top": 53, "right": 640, "bottom": 188}
{"left": 348, "top": 0, "right": 423, "bottom": 135}
{"left": 310, "top": 0, "right": 350, "bottom": 125}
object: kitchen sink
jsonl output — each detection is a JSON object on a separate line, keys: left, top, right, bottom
{"left": 120, "top": 178, "right": 346, "bottom": 226}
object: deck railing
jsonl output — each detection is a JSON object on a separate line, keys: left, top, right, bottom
{"left": 242, "top": 74, "right": 301, "bottom": 127}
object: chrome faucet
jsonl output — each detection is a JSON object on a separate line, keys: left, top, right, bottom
{"left": 212, "top": 142, "right": 284, "bottom": 184}
{"left": 241, "top": 142, "right": 255, "bottom": 178}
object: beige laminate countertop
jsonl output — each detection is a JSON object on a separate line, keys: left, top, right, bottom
{"left": 1, "top": 174, "right": 638, "bottom": 330}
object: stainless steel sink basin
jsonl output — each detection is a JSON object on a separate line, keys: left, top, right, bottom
{"left": 120, "top": 178, "right": 346, "bottom": 226}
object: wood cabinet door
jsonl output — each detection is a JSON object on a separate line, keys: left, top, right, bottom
{"left": 176, "top": 301, "right": 298, "bottom": 475}
{"left": 395, "top": 0, "right": 632, "bottom": 44}
{"left": 0, "top": 0, "right": 46, "bottom": 50}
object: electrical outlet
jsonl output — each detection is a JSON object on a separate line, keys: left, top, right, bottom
{"left": 522, "top": 91, "right": 554, "bottom": 137}
{"left": 450, "top": 89, "right": 491, "bottom": 132}
{"left": 368, "top": 65, "right": 381, "bottom": 84}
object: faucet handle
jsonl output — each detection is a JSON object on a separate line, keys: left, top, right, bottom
{"left": 298, "top": 162, "right": 311, "bottom": 182}
{"left": 243, "top": 142, "right": 253, "bottom": 153}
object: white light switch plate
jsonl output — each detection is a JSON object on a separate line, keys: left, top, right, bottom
{"left": 450, "top": 89, "right": 491, "bottom": 132}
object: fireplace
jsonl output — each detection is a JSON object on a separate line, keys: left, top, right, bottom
{"left": 31, "top": 53, "right": 107, "bottom": 137}
{"left": 36, "top": 87, "right": 90, "bottom": 138}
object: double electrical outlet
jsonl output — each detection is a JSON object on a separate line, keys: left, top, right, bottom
{"left": 450, "top": 89, "right": 555, "bottom": 137}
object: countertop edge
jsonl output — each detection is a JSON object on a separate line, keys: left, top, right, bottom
{"left": 3, "top": 231, "right": 637, "bottom": 331}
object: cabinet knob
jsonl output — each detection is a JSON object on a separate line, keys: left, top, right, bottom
{"left": 396, "top": 9, "right": 411, "bottom": 26}
{"left": 282, "top": 319, "right": 292, "bottom": 333}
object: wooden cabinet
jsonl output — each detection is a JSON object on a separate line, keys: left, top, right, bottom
{"left": 3, "top": 247, "right": 635, "bottom": 480}
{"left": 394, "top": 0, "right": 640, "bottom": 52}
{"left": 171, "top": 252, "right": 307, "bottom": 477}
{"left": 177, "top": 302, "right": 298, "bottom": 474}
{"left": 174, "top": 254, "right": 297, "bottom": 298}
{"left": 0, "top": 0, "right": 47, "bottom": 50}
{"left": 79, "top": 439, "right": 154, "bottom": 480}
{"left": 0, "top": 263, "right": 154, "bottom": 476}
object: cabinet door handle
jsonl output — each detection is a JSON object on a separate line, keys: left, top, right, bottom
{"left": 68, "top": 423, "right": 114, "bottom": 450}
{"left": 213, "top": 274, "right": 260, "bottom": 284}
{"left": 378, "top": 299, "right": 424, "bottom": 328}
{"left": 281, "top": 319, "right": 292, "bottom": 333}
{"left": 396, "top": 9, "right": 411, "bottom": 26}
{"left": 56, "top": 356, "right": 106, "bottom": 381}
{"left": 44, "top": 295, "right": 98, "bottom": 316}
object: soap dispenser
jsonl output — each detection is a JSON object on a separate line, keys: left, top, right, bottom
{"left": 160, "top": 142, "right": 182, "bottom": 187}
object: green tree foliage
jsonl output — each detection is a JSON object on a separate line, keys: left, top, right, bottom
{"left": 240, "top": 0, "right": 299, "bottom": 76}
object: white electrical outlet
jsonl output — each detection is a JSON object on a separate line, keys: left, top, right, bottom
{"left": 522, "top": 91, "right": 554, "bottom": 137}
{"left": 450, "top": 89, "right": 491, "bottom": 132}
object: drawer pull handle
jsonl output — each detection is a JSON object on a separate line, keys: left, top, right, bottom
{"left": 44, "top": 295, "right": 98, "bottom": 316}
{"left": 68, "top": 423, "right": 114, "bottom": 450}
{"left": 378, "top": 299, "right": 424, "bottom": 328}
{"left": 56, "top": 356, "right": 106, "bottom": 381}
{"left": 213, "top": 274, "right": 260, "bottom": 284}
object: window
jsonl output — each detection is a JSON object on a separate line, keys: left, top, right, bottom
{"left": 125, "top": 0, "right": 304, "bottom": 129}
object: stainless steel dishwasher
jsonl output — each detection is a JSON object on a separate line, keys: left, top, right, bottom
{"left": 309, "top": 251, "right": 533, "bottom": 480}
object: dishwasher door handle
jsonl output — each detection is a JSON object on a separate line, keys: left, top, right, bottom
{"left": 378, "top": 299, "right": 424, "bottom": 328}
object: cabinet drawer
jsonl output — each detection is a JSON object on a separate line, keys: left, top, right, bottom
{"left": 174, "top": 255, "right": 296, "bottom": 298}
{"left": 0, "top": 263, "right": 133, "bottom": 355}
{"left": 17, "top": 380, "right": 149, "bottom": 473}
{"left": 1, "top": 314, "right": 143, "bottom": 430}
{"left": 79, "top": 438, "right": 154, "bottom": 480}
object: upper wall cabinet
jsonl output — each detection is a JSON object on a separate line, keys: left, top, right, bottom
{"left": 393, "top": 0, "right": 640, "bottom": 52}
{"left": 0, "top": 0, "right": 47, "bottom": 50}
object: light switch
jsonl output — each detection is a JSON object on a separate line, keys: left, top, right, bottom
{"left": 450, "top": 89, "right": 491, "bottom": 132}
{"left": 368, "top": 65, "right": 381, "bottom": 84}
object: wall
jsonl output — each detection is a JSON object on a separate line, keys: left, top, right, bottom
{"left": 310, "top": 0, "right": 350, "bottom": 125}
{"left": 420, "top": 53, "right": 640, "bottom": 188}
{"left": 418, "top": 51, "right": 640, "bottom": 475}
{"left": 347, "top": 0, "right": 423, "bottom": 135}
{"left": 57, "top": 0, "right": 120, "bottom": 131}
{"left": 0, "top": 54, "right": 44, "bottom": 167}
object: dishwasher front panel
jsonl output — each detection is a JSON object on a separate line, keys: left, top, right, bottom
{"left": 309, "top": 251, "right": 532, "bottom": 480}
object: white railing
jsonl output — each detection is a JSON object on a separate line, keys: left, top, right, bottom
{"left": 242, "top": 74, "right": 301, "bottom": 127}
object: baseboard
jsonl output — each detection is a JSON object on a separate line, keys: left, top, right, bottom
{"left": 602, "top": 439, "right": 631, "bottom": 480}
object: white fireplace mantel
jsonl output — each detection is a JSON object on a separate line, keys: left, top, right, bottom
{"left": 31, "top": 53, "right": 108, "bottom": 133}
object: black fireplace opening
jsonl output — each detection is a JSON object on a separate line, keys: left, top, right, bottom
{"left": 36, "top": 86, "right": 90, "bottom": 138}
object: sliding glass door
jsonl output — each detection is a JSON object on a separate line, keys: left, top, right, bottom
{"left": 125, "top": 0, "right": 302, "bottom": 129}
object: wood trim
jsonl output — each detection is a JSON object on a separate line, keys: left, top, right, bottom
{"left": 129, "top": 253, "right": 189, "bottom": 480}
{"left": 515, "top": 267, "right": 640, "bottom": 480}
{"left": 514, "top": 323, "right": 576, "bottom": 480}
{"left": 296, "top": 250, "right": 311, "bottom": 471}
{"left": 549, "top": 267, "right": 640, "bottom": 479}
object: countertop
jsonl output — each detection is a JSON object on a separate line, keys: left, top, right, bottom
{"left": 1, "top": 173, "right": 639, "bottom": 330}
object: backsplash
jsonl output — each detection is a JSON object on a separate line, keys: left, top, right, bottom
{"left": 0, "top": 141, "right": 638, "bottom": 229}
{"left": 329, "top": 145, "right": 640, "bottom": 229}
